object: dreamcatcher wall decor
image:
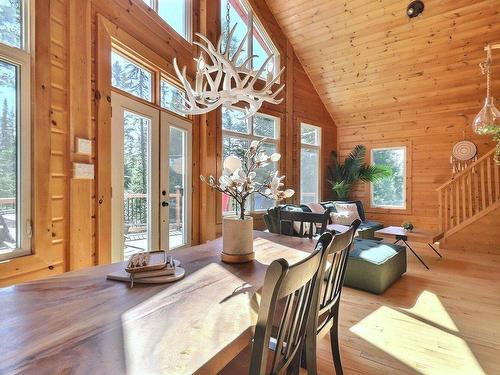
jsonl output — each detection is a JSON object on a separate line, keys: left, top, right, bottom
{"left": 451, "top": 140, "right": 477, "bottom": 173}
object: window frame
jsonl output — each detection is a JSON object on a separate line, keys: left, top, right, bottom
{"left": 144, "top": 0, "right": 192, "bottom": 42}
{"left": 299, "top": 122, "right": 322, "bottom": 204}
{"left": 221, "top": 105, "right": 280, "bottom": 214}
{"left": 220, "top": 0, "right": 281, "bottom": 79}
{"left": 0, "top": 0, "right": 32, "bottom": 261}
{"left": 370, "top": 145, "right": 408, "bottom": 210}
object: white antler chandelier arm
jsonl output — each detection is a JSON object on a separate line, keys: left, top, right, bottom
{"left": 173, "top": 23, "right": 285, "bottom": 118}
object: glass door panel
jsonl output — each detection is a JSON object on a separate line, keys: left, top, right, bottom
{"left": 161, "top": 112, "right": 192, "bottom": 250}
{"left": 111, "top": 93, "right": 160, "bottom": 262}
{"left": 122, "top": 111, "right": 151, "bottom": 257}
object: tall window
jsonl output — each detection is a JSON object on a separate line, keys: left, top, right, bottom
{"left": 142, "top": 0, "right": 191, "bottom": 41}
{"left": 222, "top": 106, "right": 279, "bottom": 213}
{"left": 371, "top": 147, "right": 406, "bottom": 209}
{"left": 220, "top": 0, "right": 280, "bottom": 78}
{"left": 0, "top": 0, "right": 31, "bottom": 260}
{"left": 300, "top": 124, "right": 321, "bottom": 204}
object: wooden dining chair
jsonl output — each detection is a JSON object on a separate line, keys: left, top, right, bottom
{"left": 305, "top": 219, "right": 361, "bottom": 375}
{"left": 279, "top": 210, "right": 330, "bottom": 239}
{"left": 220, "top": 232, "right": 334, "bottom": 375}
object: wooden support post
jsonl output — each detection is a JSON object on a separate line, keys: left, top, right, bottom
{"left": 95, "top": 16, "right": 113, "bottom": 265}
{"left": 68, "top": 0, "right": 94, "bottom": 270}
{"left": 198, "top": 0, "right": 220, "bottom": 242}
{"left": 33, "top": 0, "right": 53, "bottom": 260}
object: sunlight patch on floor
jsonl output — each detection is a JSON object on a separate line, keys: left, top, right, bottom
{"left": 402, "top": 291, "right": 458, "bottom": 332}
{"left": 350, "top": 292, "right": 485, "bottom": 375}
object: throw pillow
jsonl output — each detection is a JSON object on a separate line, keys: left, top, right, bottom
{"left": 330, "top": 203, "right": 361, "bottom": 225}
{"left": 306, "top": 202, "right": 327, "bottom": 232}
{"left": 306, "top": 202, "right": 326, "bottom": 214}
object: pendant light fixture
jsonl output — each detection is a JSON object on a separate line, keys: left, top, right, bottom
{"left": 173, "top": 0, "right": 285, "bottom": 118}
{"left": 472, "top": 44, "right": 500, "bottom": 134}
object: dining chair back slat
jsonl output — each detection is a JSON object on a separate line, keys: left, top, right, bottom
{"left": 249, "top": 231, "right": 334, "bottom": 375}
{"left": 306, "top": 219, "right": 361, "bottom": 375}
{"left": 278, "top": 210, "right": 330, "bottom": 239}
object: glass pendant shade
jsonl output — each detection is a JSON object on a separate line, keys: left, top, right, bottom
{"left": 472, "top": 97, "right": 500, "bottom": 135}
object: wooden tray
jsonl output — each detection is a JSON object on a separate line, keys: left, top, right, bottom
{"left": 107, "top": 267, "right": 185, "bottom": 284}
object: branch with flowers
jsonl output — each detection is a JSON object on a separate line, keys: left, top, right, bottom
{"left": 200, "top": 139, "right": 295, "bottom": 220}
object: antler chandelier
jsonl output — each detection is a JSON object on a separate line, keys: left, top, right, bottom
{"left": 173, "top": 15, "right": 285, "bottom": 118}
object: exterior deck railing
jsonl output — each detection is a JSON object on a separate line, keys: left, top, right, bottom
{"left": 124, "top": 187, "right": 183, "bottom": 233}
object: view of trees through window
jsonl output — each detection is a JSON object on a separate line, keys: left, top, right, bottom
{"left": 0, "top": 60, "right": 17, "bottom": 252}
{"left": 371, "top": 147, "right": 406, "bottom": 208}
{"left": 160, "top": 79, "right": 186, "bottom": 116}
{"left": 222, "top": 106, "right": 279, "bottom": 213}
{"left": 0, "top": 0, "right": 22, "bottom": 49}
{"left": 300, "top": 124, "right": 320, "bottom": 204}
{"left": 122, "top": 111, "right": 150, "bottom": 245}
{"left": 220, "top": 0, "right": 278, "bottom": 76}
{"left": 0, "top": 0, "right": 25, "bottom": 255}
{"left": 111, "top": 51, "right": 153, "bottom": 102}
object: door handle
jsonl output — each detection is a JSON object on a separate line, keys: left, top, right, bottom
{"left": 162, "top": 201, "right": 169, "bottom": 207}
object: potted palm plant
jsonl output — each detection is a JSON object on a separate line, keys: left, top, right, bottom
{"left": 328, "top": 145, "right": 392, "bottom": 200}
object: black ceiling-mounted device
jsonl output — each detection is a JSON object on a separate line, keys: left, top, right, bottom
{"left": 407, "top": 1, "right": 424, "bottom": 18}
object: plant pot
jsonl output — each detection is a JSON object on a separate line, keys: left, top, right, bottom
{"left": 221, "top": 216, "right": 254, "bottom": 263}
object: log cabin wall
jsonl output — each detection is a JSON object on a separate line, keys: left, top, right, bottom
{"left": 266, "top": 0, "right": 499, "bottom": 230}
{"left": 0, "top": 0, "right": 335, "bottom": 286}
{"left": 0, "top": 0, "right": 70, "bottom": 287}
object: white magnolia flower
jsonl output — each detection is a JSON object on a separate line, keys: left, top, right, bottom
{"left": 223, "top": 155, "right": 242, "bottom": 173}
{"left": 256, "top": 153, "right": 269, "bottom": 162}
{"left": 270, "top": 153, "right": 281, "bottom": 162}
{"left": 201, "top": 140, "right": 293, "bottom": 218}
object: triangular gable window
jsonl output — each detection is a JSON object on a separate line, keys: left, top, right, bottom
{"left": 220, "top": 0, "right": 280, "bottom": 79}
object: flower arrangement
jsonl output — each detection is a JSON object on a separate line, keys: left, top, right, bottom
{"left": 200, "top": 139, "right": 294, "bottom": 220}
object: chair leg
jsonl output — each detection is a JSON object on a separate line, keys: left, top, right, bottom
{"left": 287, "top": 351, "right": 302, "bottom": 375}
{"left": 329, "top": 315, "right": 343, "bottom": 375}
{"left": 304, "top": 332, "right": 318, "bottom": 375}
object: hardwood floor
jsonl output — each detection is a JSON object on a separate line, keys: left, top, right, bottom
{"left": 311, "top": 243, "right": 500, "bottom": 375}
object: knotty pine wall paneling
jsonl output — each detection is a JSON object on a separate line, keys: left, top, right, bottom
{"left": 0, "top": 0, "right": 70, "bottom": 287}
{"left": 0, "top": 0, "right": 336, "bottom": 286}
{"left": 266, "top": 0, "right": 499, "bottom": 230}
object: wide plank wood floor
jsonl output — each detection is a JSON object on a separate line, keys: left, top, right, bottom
{"left": 309, "top": 243, "right": 500, "bottom": 375}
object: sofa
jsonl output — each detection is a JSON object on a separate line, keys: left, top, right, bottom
{"left": 264, "top": 201, "right": 407, "bottom": 294}
{"left": 264, "top": 200, "right": 384, "bottom": 240}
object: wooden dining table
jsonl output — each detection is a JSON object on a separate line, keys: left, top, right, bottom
{"left": 0, "top": 231, "right": 317, "bottom": 375}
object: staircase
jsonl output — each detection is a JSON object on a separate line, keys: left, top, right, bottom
{"left": 437, "top": 148, "right": 500, "bottom": 251}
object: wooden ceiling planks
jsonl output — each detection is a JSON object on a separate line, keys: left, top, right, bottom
{"left": 265, "top": 0, "right": 500, "bottom": 127}
{"left": 265, "top": 0, "right": 499, "bottom": 231}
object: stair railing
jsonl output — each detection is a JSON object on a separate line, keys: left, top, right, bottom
{"left": 437, "top": 148, "right": 499, "bottom": 233}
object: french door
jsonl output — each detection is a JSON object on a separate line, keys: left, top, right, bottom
{"left": 111, "top": 93, "right": 192, "bottom": 262}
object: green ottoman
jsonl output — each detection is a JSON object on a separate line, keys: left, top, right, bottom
{"left": 344, "top": 238, "right": 407, "bottom": 294}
